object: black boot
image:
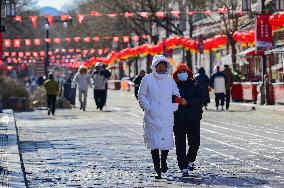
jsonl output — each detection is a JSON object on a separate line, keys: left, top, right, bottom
{"left": 151, "top": 150, "right": 162, "bottom": 179}
{"left": 161, "top": 150, "right": 169, "bottom": 173}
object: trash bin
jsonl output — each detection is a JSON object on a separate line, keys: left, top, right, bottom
{"left": 63, "top": 83, "right": 76, "bottom": 105}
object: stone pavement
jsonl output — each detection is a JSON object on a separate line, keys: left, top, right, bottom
{"left": 14, "top": 90, "right": 284, "bottom": 187}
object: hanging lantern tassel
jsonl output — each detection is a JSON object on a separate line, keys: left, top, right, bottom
{"left": 29, "top": 16, "right": 38, "bottom": 27}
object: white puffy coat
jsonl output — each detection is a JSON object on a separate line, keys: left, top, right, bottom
{"left": 138, "top": 55, "right": 179, "bottom": 150}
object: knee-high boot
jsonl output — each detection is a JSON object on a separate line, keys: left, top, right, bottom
{"left": 151, "top": 150, "right": 161, "bottom": 179}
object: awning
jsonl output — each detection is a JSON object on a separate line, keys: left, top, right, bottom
{"left": 265, "top": 47, "right": 284, "bottom": 55}
{"left": 237, "top": 47, "right": 264, "bottom": 57}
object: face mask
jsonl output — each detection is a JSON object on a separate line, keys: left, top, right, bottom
{"left": 177, "top": 72, "right": 188, "bottom": 81}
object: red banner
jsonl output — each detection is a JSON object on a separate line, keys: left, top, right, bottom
{"left": 256, "top": 14, "right": 272, "bottom": 53}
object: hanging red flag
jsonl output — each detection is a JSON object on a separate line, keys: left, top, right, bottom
{"left": 25, "top": 39, "right": 31, "bottom": 46}
{"left": 4, "top": 39, "right": 12, "bottom": 48}
{"left": 74, "top": 37, "right": 81, "bottom": 42}
{"left": 29, "top": 16, "right": 37, "bottom": 27}
{"left": 171, "top": 11, "right": 180, "bottom": 18}
{"left": 123, "top": 36, "right": 130, "bottom": 43}
{"left": 14, "top": 16, "right": 22, "bottom": 22}
{"left": 132, "top": 36, "right": 140, "bottom": 42}
{"left": 93, "top": 37, "right": 100, "bottom": 42}
{"left": 45, "top": 38, "right": 51, "bottom": 43}
{"left": 60, "top": 15, "right": 71, "bottom": 21}
{"left": 40, "top": 51, "right": 45, "bottom": 57}
{"left": 84, "top": 37, "right": 90, "bottom": 43}
{"left": 54, "top": 38, "right": 61, "bottom": 44}
{"left": 91, "top": 11, "right": 102, "bottom": 17}
{"left": 107, "top": 13, "right": 118, "bottom": 17}
{"left": 124, "top": 12, "right": 134, "bottom": 17}
{"left": 113, "top": 36, "right": 120, "bottom": 42}
{"left": 14, "top": 39, "right": 21, "bottom": 48}
{"left": 46, "top": 16, "right": 54, "bottom": 26}
{"left": 155, "top": 12, "right": 165, "bottom": 19}
{"left": 78, "top": 14, "right": 86, "bottom": 24}
{"left": 65, "top": 38, "right": 71, "bottom": 42}
{"left": 34, "top": 39, "right": 41, "bottom": 46}
{"left": 139, "top": 12, "right": 149, "bottom": 18}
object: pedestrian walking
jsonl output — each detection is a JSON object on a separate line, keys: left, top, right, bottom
{"left": 44, "top": 73, "right": 59, "bottom": 115}
{"left": 173, "top": 63, "right": 203, "bottom": 177}
{"left": 101, "top": 64, "right": 111, "bottom": 106}
{"left": 72, "top": 66, "right": 92, "bottom": 111}
{"left": 133, "top": 70, "right": 146, "bottom": 99}
{"left": 138, "top": 55, "right": 180, "bottom": 179}
{"left": 92, "top": 62, "right": 108, "bottom": 111}
{"left": 210, "top": 66, "right": 227, "bottom": 110}
{"left": 195, "top": 67, "right": 210, "bottom": 110}
{"left": 222, "top": 65, "right": 234, "bottom": 110}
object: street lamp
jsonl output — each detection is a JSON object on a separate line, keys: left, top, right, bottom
{"left": 44, "top": 19, "right": 50, "bottom": 77}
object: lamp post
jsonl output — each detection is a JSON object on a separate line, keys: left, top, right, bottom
{"left": 44, "top": 19, "right": 50, "bottom": 77}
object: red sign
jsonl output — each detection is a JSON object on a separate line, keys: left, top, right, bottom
{"left": 256, "top": 14, "right": 272, "bottom": 53}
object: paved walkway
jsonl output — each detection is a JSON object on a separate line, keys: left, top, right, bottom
{"left": 15, "top": 90, "right": 284, "bottom": 187}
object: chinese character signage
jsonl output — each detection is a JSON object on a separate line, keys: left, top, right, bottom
{"left": 256, "top": 14, "right": 272, "bottom": 53}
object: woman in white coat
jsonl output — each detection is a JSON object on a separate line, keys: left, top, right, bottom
{"left": 138, "top": 55, "right": 180, "bottom": 179}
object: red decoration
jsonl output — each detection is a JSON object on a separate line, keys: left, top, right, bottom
{"left": 15, "top": 16, "right": 22, "bottom": 22}
{"left": 124, "top": 12, "right": 134, "bottom": 17}
{"left": 54, "top": 38, "right": 61, "bottom": 44}
{"left": 4, "top": 52, "right": 9, "bottom": 57}
{"left": 45, "top": 38, "right": 51, "bottom": 43}
{"left": 34, "top": 39, "right": 41, "bottom": 46}
{"left": 123, "top": 36, "right": 130, "bottom": 43}
{"left": 155, "top": 12, "right": 165, "bottom": 19}
{"left": 14, "top": 39, "right": 21, "bottom": 48}
{"left": 65, "top": 38, "right": 71, "bottom": 42}
{"left": 46, "top": 16, "right": 54, "bottom": 26}
{"left": 98, "top": 49, "right": 103, "bottom": 55}
{"left": 90, "top": 49, "right": 95, "bottom": 54}
{"left": 18, "top": 52, "right": 24, "bottom": 57}
{"left": 93, "top": 37, "right": 100, "bottom": 42}
{"left": 33, "top": 52, "right": 38, "bottom": 58}
{"left": 4, "top": 39, "right": 12, "bottom": 48}
{"left": 11, "top": 52, "right": 17, "bottom": 57}
{"left": 188, "top": 11, "right": 196, "bottom": 16}
{"left": 171, "top": 11, "right": 180, "bottom": 18}
{"left": 91, "top": 11, "right": 102, "bottom": 17}
{"left": 139, "top": 12, "right": 149, "bottom": 18}
{"left": 132, "top": 36, "right": 140, "bottom": 42}
{"left": 69, "top": 49, "right": 74, "bottom": 53}
{"left": 25, "top": 39, "right": 31, "bottom": 46}
{"left": 25, "top": 52, "right": 31, "bottom": 57}
{"left": 107, "top": 13, "right": 118, "bottom": 17}
{"left": 40, "top": 51, "right": 45, "bottom": 57}
{"left": 113, "top": 36, "right": 120, "bottom": 42}
{"left": 29, "top": 16, "right": 37, "bottom": 27}
{"left": 60, "top": 15, "right": 71, "bottom": 21}
{"left": 74, "top": 37, "right": 81, "bottom": 42}
{"left": 83, "top": 37, "right": 90, "bottom": 43}
{"left": 78, "top": 14, "right": 86, "bottom": 24}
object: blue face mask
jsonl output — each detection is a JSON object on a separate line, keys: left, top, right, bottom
{"left": 177, "top": 72, "right": 188, "bottom": 81}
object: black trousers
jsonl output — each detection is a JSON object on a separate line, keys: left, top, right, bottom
{"left": 47, "top": 95, "right": 56, "bottom": 114}
{"left": 215, "top": 93, "right": 225, "bottom": 107}
{"left": 174, "top": 121, "right": 200, "bottom": 169}
{"left": 225, "top": 88, "right": 231, "bottom": 109}
{"left": 94, "top": 89, "right": 106, "bottom": 109}
{"left": 151, "top": 149, "right": 169, "bottom": 171}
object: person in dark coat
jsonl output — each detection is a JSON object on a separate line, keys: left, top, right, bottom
{"left": 195, "top": 67, "right": 210, "bottom": 110}
{"left": 222, "top": 65, "right": 234, "bottom": 110}
{"left": 101, "top": 64, "right": 111, "bottom": 106}
{"left": 133, "top": 70, "right": 146, "bottom": 99}
{"left": 44, "top": 73, "right": 59, "bottom": 115}
{"left": 173, "top": 63, "right": 203, "bottom": 177}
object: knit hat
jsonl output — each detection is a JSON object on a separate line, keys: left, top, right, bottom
{"left": 95, "top": 62, "right": 102, "bottom": 67}
{"left": 151, "top": 55, "right": 171, "bottom": 73}
{"left": 173, "top": 63, "right": 193, "bottom": 81}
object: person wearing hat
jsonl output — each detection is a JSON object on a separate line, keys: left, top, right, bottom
{"left": 172, "top": 63, "right": 203, "bottom": 177}
{"left": 72, "top": 66, "right": 92, "bottom": 111}
{"left": 44, "top": 73, "right": 59, "bottom": 115}
{"left": 138, "top": 55, "right": 180, "bottom": 179}
{"left": 91, "top": 62, "right": 109, "bottom": 111}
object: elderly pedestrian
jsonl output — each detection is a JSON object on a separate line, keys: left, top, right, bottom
{"left": 138, "top": 55, "right": 180, "bottom": 179}
{"left": 173, "top": 63, "right": 203, "bottom": 177}
{"left": 44, "top": 73, "right": 59, "bottom": 115}
{"left": 72, "top": 66, "right": 92, "bottom": 111}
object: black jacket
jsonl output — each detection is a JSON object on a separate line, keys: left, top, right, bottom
{"left": 174, "top": 79, "right": 203, "bottom": 125}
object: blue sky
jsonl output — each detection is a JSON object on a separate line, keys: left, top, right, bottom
{"left": 38, "top": 0, "right": 74, "bottom": 9}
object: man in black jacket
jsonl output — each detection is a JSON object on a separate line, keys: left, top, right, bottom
{"left": 133, "top": 70, "right": 146, "bottom": 99}
{"left": 173, "top": 63, "right": 203, "bottom": 177}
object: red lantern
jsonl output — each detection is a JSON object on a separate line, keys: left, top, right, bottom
{"left": 45, "top": 38, "right": 51, "bottom": 43}
{"left": 65, "top": 38, "right": 71, "bottom": 42}
{"left": 171, "top": 11, "right": 180, "bottom": 18}
{"left": 18, "top": 52, "right": 24, "bottom": 57}
{"left": 25, "top": 52, "right": 31, "bottom": 57}
{"left": 40, "top": 51, "right": 45, "bottom": 57}
{"left": 4, "top": 52, "right": 9, "bottom": 57}
{"left": 124, "top": 12, "right": 134, "bottom": 17}
{"left": 15, "top": 16, "right": 22, "bottom": 22}
{"left": 98, "top": 49, "right": 103, "bottom": 55}
{"left": 91, "top": 11, "right": 102, "bottom": 17}
{"left": 34, "top": 39, "right": 41, "bottom": 46}
{"left": 54, "top": 38, "right": 61, "bottom": 44}
{"left": 113, "top": 36, "right": 120, "bottom": 42}
{"left": 74, "top": 37, "right": 80, "bottom": 42}
{"left": 107, "top": 13, "right": 118, "bottom": 17}
{"left": 139, "top": 12, "right": 149, "bottom": 18}
{"left": 14, "top": 39, "right": 21, "bottom": 48}
{"left": 11, "top": 52, "right": 17, "bottom": 57}
{"left": 123, "top": 36, "right": 130, "bottom": 43}
{"left": 93, "top": 37, "right": 100, "bottom": 42}
{"left": 84, "top": 37, "right": 90, "bottom": 43}
{"left": 132, "top": 36, "right": 140, "bottom": 42}
{"left": 33, "top": 52, "right": 38, "bottom": 58}
{"left": 4, "top": 39, "right": 12, "bottom": 48}
{"left": 78, "top": 14, "right": 86, "bottom": 24}
{"left": 155, "top": 12, "right": 165, "bottom": 19}
{"left": 60, "top": 15, "right": 71, "bottom": 22}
